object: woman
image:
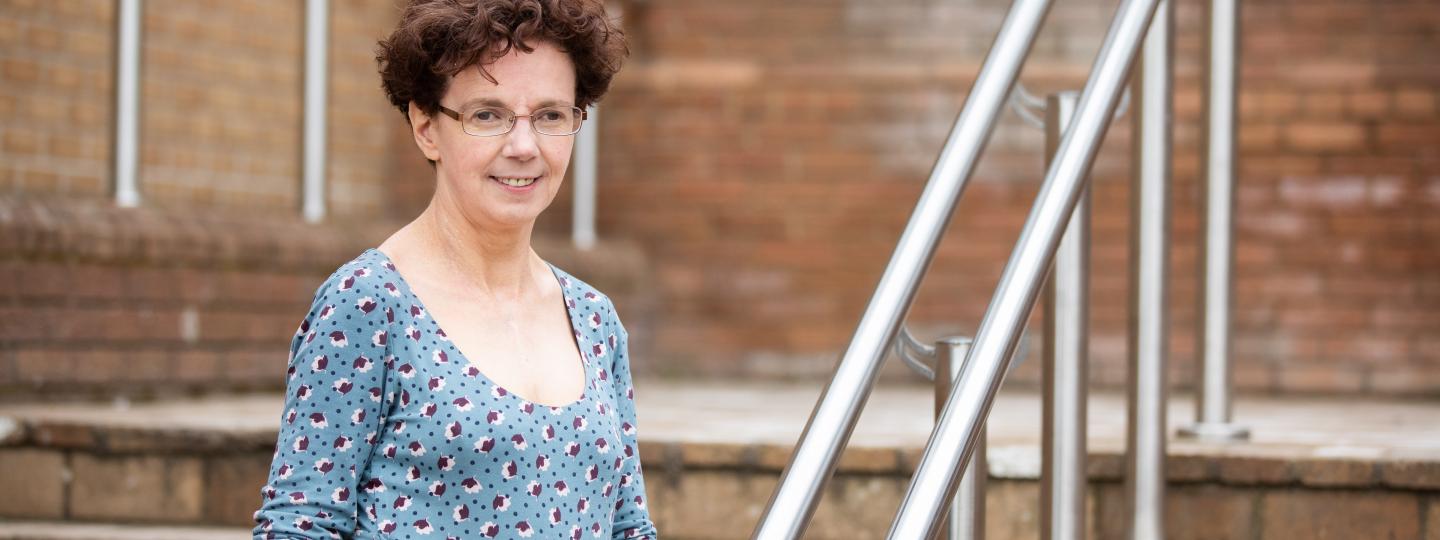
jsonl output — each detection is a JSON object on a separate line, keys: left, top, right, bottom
{"left": 253, "top": 1, "right": 655, "bottom": 538}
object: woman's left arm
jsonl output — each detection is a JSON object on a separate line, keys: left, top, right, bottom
{"left": 607, "top": 300, "right": 659, "bottom": 540}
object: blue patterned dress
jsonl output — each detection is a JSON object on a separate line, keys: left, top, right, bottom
{"left": 254, "top": 248, "right": 656, "bottom": 539}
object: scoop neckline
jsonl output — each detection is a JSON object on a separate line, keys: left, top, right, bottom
{"left": 361, "top": 247, "right": 592, "bottom": 410}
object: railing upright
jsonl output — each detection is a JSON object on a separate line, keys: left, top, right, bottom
{"left": 885, "top": 0, "right": 1164, "bottom": 535}
{"left": 1040, "top": 90, "right": 1087, "bottom": 540}
{"left": 1180, "top": 0, "right": 1250, "bottom": 443}
{"left": 750, "top": 0, "right": 1055, "bottom": 536}
{"left": 114, "top": 0, "right": 143, "bottom": 208}
{"left": 573, "top": 105, "right": 599, "bottom": 250}
{"left": 302, "top": 0, "right": 330, "bottom": 223}
{"left": 1127, "top": 0, "right": 1175, "bottom": 537}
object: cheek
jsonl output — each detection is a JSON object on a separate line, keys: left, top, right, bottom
{"left": 543, "top": 140, "right": 575, "bottom": 176}
{"left": 440, "top": 140, "right": 500, "bottom": 177}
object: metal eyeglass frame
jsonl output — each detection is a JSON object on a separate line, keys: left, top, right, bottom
{"left": 436, "top": 105, "right": 588, "bottom": 137}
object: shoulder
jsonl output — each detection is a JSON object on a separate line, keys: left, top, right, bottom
{"left": 302, "top": 249, "right": 406, "bottom": 319}
{"left": 548, "top": 263, "right": 627, "bottom": 334}
{"left": 548, "top": 264, "right": 618, "bottom": 313}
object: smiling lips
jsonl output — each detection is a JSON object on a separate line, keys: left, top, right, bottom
{"left": 491, "top": 175, "right": 539, "bottom": 188}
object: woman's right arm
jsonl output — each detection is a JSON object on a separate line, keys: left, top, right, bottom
{"left": 254, "top": 268, "right": 394, "bottom": 539}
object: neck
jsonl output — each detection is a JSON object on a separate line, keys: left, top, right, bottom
{"left": 415, "top": 194, "right": 538, "bottom": 300}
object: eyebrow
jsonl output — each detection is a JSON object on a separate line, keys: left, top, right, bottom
{"left": 456, "top": 97, "right": 574, "bottom": 110}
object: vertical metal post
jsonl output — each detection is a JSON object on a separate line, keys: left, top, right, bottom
{"left": 1041, "top": 91, "right": 1086, "bottom": 540}
{"left": 1180, "top": 0, "right": 1249, "bottom": 442}
{"left": 1128, "top": 0, "right": 1174, "bottom": 538}
{"left": 573, "top": 106, "right": 598, "bottom": 250}
{"left": 302, "top": 0, "right": 330, "bottom": 223}
{"left": 113, "top": 0, "right": 143, "bottom": 208}
{"left": 935, "top": 338, "right": 984, "bottom": 540}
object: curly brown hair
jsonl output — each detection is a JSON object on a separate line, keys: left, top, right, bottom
{"left": 376, "top": 0, "right": 628, "bottom": 121}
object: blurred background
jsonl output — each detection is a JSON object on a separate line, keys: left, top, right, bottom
{"left": 0, "top": 0, "right": 1436, "bottom": 538}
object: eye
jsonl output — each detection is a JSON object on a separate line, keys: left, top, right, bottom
{"left": 470, "top": 108, "right": 505, "bottom": 123}
{"left": 538, "top": 109, "right": 565, "bottom": 122}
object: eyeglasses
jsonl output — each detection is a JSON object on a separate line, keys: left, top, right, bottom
{"left": 437, "top": 104, "right": 587, "bottom": 137}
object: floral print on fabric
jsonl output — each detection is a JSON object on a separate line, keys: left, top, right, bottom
{"left": 254, "top": 248, "right": 656, "bottom": 539}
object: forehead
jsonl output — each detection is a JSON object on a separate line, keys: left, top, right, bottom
{"left": 446, "top": 41, "right": 577, "bottom": 109}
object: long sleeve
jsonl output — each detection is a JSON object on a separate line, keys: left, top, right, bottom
{"left": 254, "top": 268, "right": 395, "bottom": 539}
{"left": 606, "top": 301, "right": 658, "bottom": 540}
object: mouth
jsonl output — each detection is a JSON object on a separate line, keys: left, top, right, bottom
{"left": 489, "top": 175, "right": 540, "bottom": 189}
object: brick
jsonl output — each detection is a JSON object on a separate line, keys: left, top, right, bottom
{"left": 0, "top": 449, "right": 67, "bottom": 519}
{"left": 983, "top": 480, "right": 1039, "bottom": 540}
{"left": 1218, "top": 456, "right": 1294, "bottom": 485}
{"left": 1261, "top": 490, "right": 1421, "bottom": 540}
{"left": 676, "top": 441, "right": 750, "bottom": 469}
{"left": 1283, "top": 122, "right": 1368, "bottom": 152}
{"left": 1302, "top": 92, "right": 1346, "bottom": 118}
{"left": 1394, "top": 88, "right": 1437, "bottom": 117}
{"left": 174, "top": 349, "right": 224, "bottom": 383}
{"left": 1376, "top": 124, "right": 1440, "bottom": 150}
{"left": 1165, "top": 485, "right": 1256, "bottom": 540}
{"left": 29, "top": 422, "right": 98, "bottom": 449}
{"left": 13, "top": 348, "right": 75, "bottom": 386}
{"left": 1346, "top": 90, "right": 1391, "bottom": 117}
{"left": 808, "top": 475, "right": 908, "bottom": 539}
{"left": 1428, "top": 498, "right": 1440, "bottom": 540}
{"left": 203, "top": 454, "right": 271, "bottom": 526}
{"left": 1239, "top": 122, "right": 1280, "bottom": 151}
{"left": 1279, "top": 61, "right": 1377, "bottom": 87}
{"left": 1294, "top": 458, "right": 1377, "bottom": 487}
{"left": 70, "top": 453, "right": 205, "bottom": 523}
{"left": 644, "top": 469, "right": 779, "bottom": 538}
{"left": 1380, "top": 459, "right": 1440, "bottom": 490}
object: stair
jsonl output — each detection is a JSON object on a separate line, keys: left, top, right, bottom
{"left": 1, "top": 382, "right": 1436, "bottom": 539}
{"left": 0, "top": 521, "right": 247, "bottom": 540}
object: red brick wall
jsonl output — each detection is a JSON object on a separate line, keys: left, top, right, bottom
{"left": 1, "top": 0, "right": 1435, "bottom": 397}
{"left": 0, "top": 0, "right": 425, "bottom": 399}
{"left": 0, "top": 0, "right": 416, "bottom": 217}
{"left": 570, "top": 0, "right": 1440, "bottom": 394}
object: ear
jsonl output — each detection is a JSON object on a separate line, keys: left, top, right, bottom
{"left": 408, "top": 101, "right": 442, "bottom": 163}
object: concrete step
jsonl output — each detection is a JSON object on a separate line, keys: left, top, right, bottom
{"left": 0, "top": 520, "right": 247, "bottom": 540}
{"left": 1, "top": 382, "right": 1437, "bottom": 539}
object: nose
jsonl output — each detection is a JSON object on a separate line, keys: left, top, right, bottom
{"left": 501, "top": 117, "right": 540, "bottom": 160}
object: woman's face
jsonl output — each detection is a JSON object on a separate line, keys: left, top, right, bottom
{"left": 410, "top": 41, "right": 578, "bottom": 233}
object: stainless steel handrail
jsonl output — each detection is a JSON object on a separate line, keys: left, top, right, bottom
{"left": 302, "top": 0, "right": 329, "bottom": 223}
{"left": 1127, "top": 0, "right": 1175, "bottom": 536}
{"left": 1040, "top": 90, "right": 1087, "bottom": 540}
{"left": 114, "top": 0, "right": 142, "bottom": 208}
{"left": 887, "top": 0, "right": 1163, "bottom": 535}
{"left": 573, "top": 105, "right": 599, "bottom": 250}
{"left": 1180, "top": 0, "right": 1250, "bottom": 443}
{"left": 750, "top": 0, "right": 1055, "bottom": 536}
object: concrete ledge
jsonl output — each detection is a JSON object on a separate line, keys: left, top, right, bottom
{"left": 0, "top": 520, "right": 248, "bottom": 540}
{"left": 0, "top": 193, "right": 390, "bottom": 272}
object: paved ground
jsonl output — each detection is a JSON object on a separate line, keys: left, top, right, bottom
{"left": 3, "top": 379, "right": 1436, "bottom": 467}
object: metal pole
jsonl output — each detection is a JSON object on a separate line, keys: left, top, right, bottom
{"left": 113, "top": 0, "right": 142, "bottom": 208}
{"left": 752, "top": 0, "right": 1053, "bottom": 536}
{"left": 1179, "top": 0, "right": 1249, "bottom": 442}
{"left": 302, "top": 0, "right": 329, "bottom": 223}
{"left": 1041, "top": 91, "right": 1086, "bottom": 540}
{"left": 1127, "top": 1, "right": 1173, "bottom": 537}
{"left": 573, "top": 106, "right": 598, "bottom": 250}
{"left": 935, "top": 338, "right": 984, "bottom": 540}
{"left": 886, "top": 0, "right": 1161, "bottom": 535}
